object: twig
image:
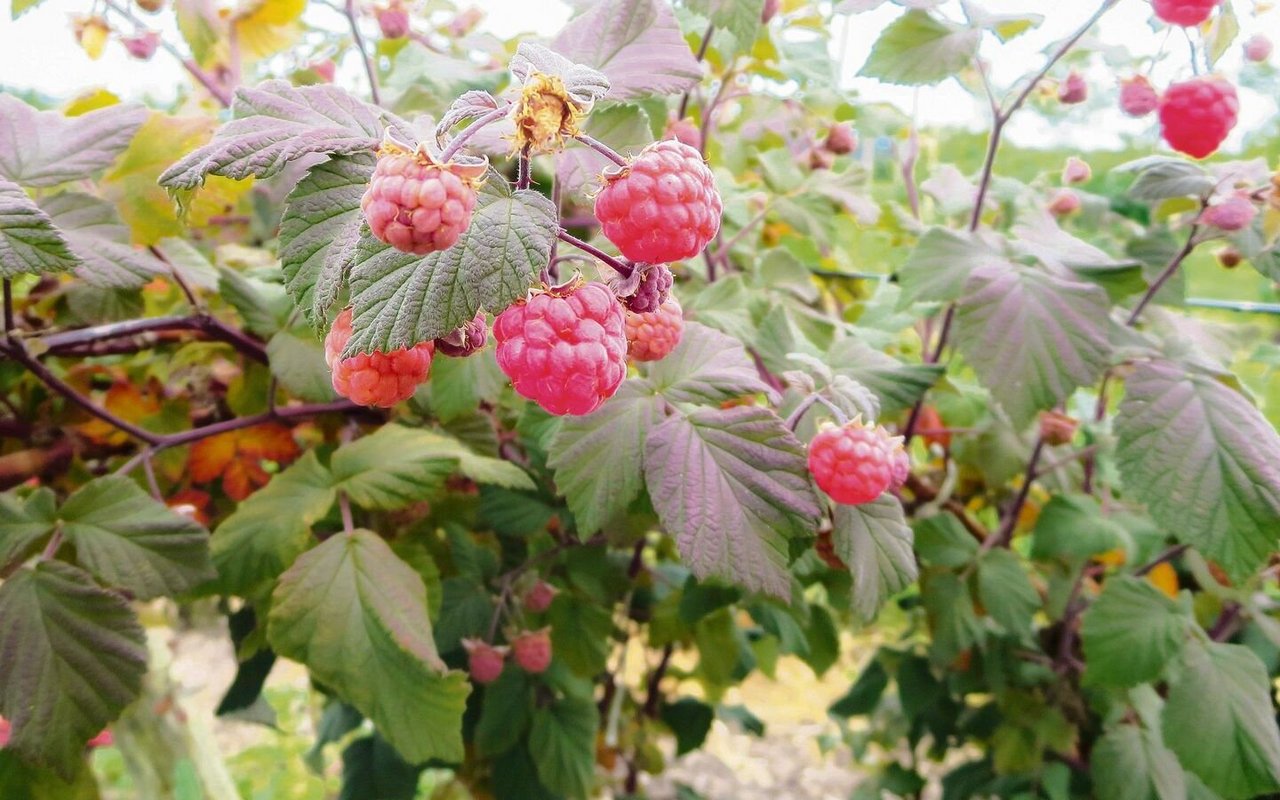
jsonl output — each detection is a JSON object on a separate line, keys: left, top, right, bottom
{"left": 149, "top": 246, "right": 200, "bottom": 308}
{"left": 1083, "top": 369, "right": 1111, "bottom": 495}
{"left": 101, "top": 0, "right": 231, "bottom": 107}
{"left": 141, "top": 455, "right": 163, "bottom": 501}
{"left": 34, "top": 315, "right": 268, "bottom": 363}
{"left": 41, "top": 528, "right": 64, "bottom": 561}
{"left": 571, "top": 134, "right": 628, "bottom": 169}
{"left": 676, "top": 22, "right": 715, "bottom": 121}
{"left": 2, "top": 279, "right": 13, "bottom": 336}
{"left": 1125, "top": 224, "right": 1201, "bottom": 326}
{"left": 338, "top": 490, "right": 354, "bottom": 532}
{"left": 1031, "top": 445, "right": 1099, "bottom": 480}
{"left": 714, "top": 205, "right": 770, "bottom": 261}
{"left": 903, "top": 474, "right": 987, "bottom": 542}
{"left": 1134, "top": 544, "right": 1189, "bottom": 577}
{"left": 516, "top": 145, "right": 532, "bottom": 191}
{"left": 344, "top": 0, "right": 381, "bottom": 106}
{"left": 556, "top": 230, "right": 633, "bottom": 278}
{"left": 642, "top": 644, "right": 674, "bottom": 719}
{"left": 991, "top": 435, "right": 1046, "bottom": 549}
{"left": 439, "top": 105, "right": 512, "bottom": 162}
{"left": 1209, "top": 602, "right": 1241, "bottom": 642}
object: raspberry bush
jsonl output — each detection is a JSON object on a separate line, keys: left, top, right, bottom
{"left": 1, "top": 1, "right": 1279, "bottom": 799}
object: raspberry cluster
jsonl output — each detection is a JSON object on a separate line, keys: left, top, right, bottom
{"left": 808, "top": 418, "right": 903, "bottom": 506}
{"left": 1158, "top": 77, "right": 1238, "bottom": 159}
{"left": 625, "top": 298, "right": 684, "bottom": 363}
{"left": 594, "top": 140, "right": 722, "bottom": 264}
{"left": 362, "top": 149, "right": 480, "bottom": 255}
{"left": 494, "top": 282, "right": 628, "bottom": 416}
{"left": 323, "top": 308, "right": 435, "bottom": 408}
{"left": 1152, "top": 0, "right": 1220, "bottom": 26}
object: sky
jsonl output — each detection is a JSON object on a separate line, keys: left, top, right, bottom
{"left": 0, "top": 0, "right": 1275, "bottom": 151}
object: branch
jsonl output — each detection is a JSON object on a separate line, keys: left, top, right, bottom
{"left": 344, "top": 0, "right": 381, "bottom": 106}
{"left": 1125, "top": 223, "right": 1201, "bottom": 326}
{"left": 556, "top": 230, "right": 633, "bottom": 278}
{"left": 439, "top": 104, "right": 513, "bottom": 162}
{"left": 903, "top": 474, "right": 987, "bottom": 542}
{"left": 2, "top": 279, "right": 12, "bottom": 335}
{"left": 676, "top": 21, "right": 715, "bottom": 121}
{"left": 991, "top": 435, "right": 1046, "bottom": 549}
{"left": 100, "top": 0, "right": 231, "bottom": 107}
{"left": 1134, "top": 544, "right": 1189, "bottom": 577}
{"left": 33, "top": 315, "right": 268, "bottom": 363}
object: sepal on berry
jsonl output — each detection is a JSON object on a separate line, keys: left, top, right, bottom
{"left": 434, "top": 311, "right": 489, "bottom": 357}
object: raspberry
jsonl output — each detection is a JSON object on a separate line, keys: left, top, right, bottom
{"left": 814, "top": 529, "right": 846, "bottom": 571}
{"left": 890, "top": 448, "right": 910, "bottom": 490}
{"left": 1058, "top": 72, "right": 1088, "bottom": 104}
{"left": 594, "top": 140, "right": 722, "bottom": 264}
{"left": 625, "top": 298, "right": 683, "bottom": 363}
{"left": 522, "top": 580, "right": 557, "bottom": 614}
{"left": 917, "top": 405, "right": 950, "bottom": 450}
{"left": 622, "top": 263, "right": 672, "bottom": 314}
{"left": 309, "top": 60, "right": 336, "bottom": 83}
{"left": 376, "top": 2, "right": 410, "bottom": 38}
{"left": 761, "top": 0, "right": 780, "bottom": 23}
{"left": 494, "top": 282, "right": 628, "bottom": 416}
{"left": 462, "top": 639, "right": 507, "bottom": 685}
{"left": 433, "top": 311, "right": 488, "bottom": 357}
{"left": 1245, "top": 34, "right": 1273, "bottom": 63}
{"left": 1217, "top": 247, "right": 1242, "bottom": 268}
{"left": 824, "top": 122, "right": 857, "bottom": 155}
{"left": 324, "top": 308, "right": 435, "bottom": 408}
{"left": 121, "top": 31, "right": 159, "bottom": 60}
{"left": 1048, "top": 189, "right": 1081, "bottom": 217}
{"left": 1199, "top": 194, "right": 1257, "bottom": 231}
{"left": 87, "top": 729, "right": 114, "bottom": 748}
{"left": 1038, "top": 410, "right": 1079, "bottom": 446}
{"left": 1062, "top": 157, "right": 1091, "bottom": 185}
{"left": 664, "top": 117, "right": 702, "bottom": 151}
{"left": 1158, "top": 77, "right": 1238, "bottom": 159}
{"left": 511, "top": 628, "right": 553, "bottom": 674}
{"left": 808, "top": 418, "right": 900, "bottom": 505}
{"left": 361, "top": 148, "right": 481, "bottom": 255}
{"left": 1152, "top": 0, "right": 1220, "bottom": 26}
{"left": 1119, "top": 75, "right": 1160, "bottom": 117}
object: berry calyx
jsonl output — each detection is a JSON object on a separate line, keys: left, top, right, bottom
{"left": 323, "top": 308, "right": 435, "bottom": 408}
{"left": 361, "top": 142, "right": 486, "bottom": 255}
{"left": 594, "top": 140, "right": 722, "bottom": 264}
{"left": 621, "top": 263, "right": 673, "bottom": 315}
{"left": 433, "top": 311, "right": 489, "bottom": 357}
{"left": 1199, "top": 193, "right": 1257, "bottom": 232}
{"left": 625, "top": 298, "right": 684, "bottom": 363}
{"left": 1158, "top": 77, "right": 1238, "bottom": 159}
{"left": 462, "top": 639, "right": 508, "bottom": 685}
{"left": 1217, "top": 247, "right": 1242, "bottom": 268}
{"left": 1119, "top": 75, "right": 1160, "bottom": 117}
{"left": 494, "top": 281, "right": 628, "bottom": 416}
{"left": 808, "top": 417, "right": 901, "bottom": 506}
{"left": 1038, "top": 410, "right": 1079, "bottom": 446}
{"left": 1057, "top": 71, "right": 1088, "bottom": 104}
{"left": 522, "top": 580, "right": 558, "bottom": 614}
{"left": 1152, "top": 0, "right": 1220, "bottom": 27}
{"left": 824, "top": 122, "right": 857, "bottom": 155}
{"left": 511, "top": 628, "right": 553, "bottom": 674}
{"left": 1244, "top": 34, "right": 1273, "bottom": 63}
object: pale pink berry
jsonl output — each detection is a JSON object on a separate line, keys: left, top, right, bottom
{"left": 1119, "top": 75, "right": 1160, "bottom": 117}
{"left": 1048, "top": 189, "right": 1082, "bottom": 216}
{"left": 462, "top": 639, "right": 507, "bottom": 685}
{"left": 511, "top": 628, "right": 553, "bottom": 674}
{"left": 1058, "top": 72, "right": 1088, "bottom": 104}
{"left": 1244, "top": 34, "right": 1272, "bottom": 63}
{"left": 522, "top": 581, "right": 557, "bottom": 614}
{"left": 1062, "top": 157, "right": 1091, "bottom": 185}
{"left": 1199, "top": 194, "right": 1257, "bottom": 231}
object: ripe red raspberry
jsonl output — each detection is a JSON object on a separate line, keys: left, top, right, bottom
{"left": 1048, "top": 189, "right": 1081, "bottom": 217}
{"left": 1058, "top": 71, "right": 1088, "bottom": 104}
{"left": 511, "top": 628, "right": 553, "bottom": 674}
{"left": 1199, "top": 193, "right": 1257, "bottom": 231}
{"left": 824, "top": 122, "right": 857, "bottom": 155}
{"left": 814, "top": 529, "right": 846, "bottom": 571}
{"left": 462, "top": 639, "right": 507, "bottom": 685}
{"left": 1119, "top": 75, "right": 1160, "bottom": 117}
{"left": 1244, "top": 34, "right": 1273, "bottom": 63}
{"left": 324, "top": 308, "right": 434, "bottom": 408}
{"left": 622, "top": 263, "right": 672, "bottom": 314}
{"left": 664, "top": 117, "right": 702, "bottom": 151}
{"left": 808, "top": 418, "right": 900, "bottom": 505}
{"left": 1159, "top": 77, "right": 1238, "bottom": 159}
{"left": 522, "top": 580, "right": 557, "bottom": 614}
{"left": 625, "top": 298, "right": 683, "bottom": 363}
{"left": 1152, "top": 0, "right": 1220, "bottom": 26}
{"left": 362, "top": 148, "right": 482, "bottom": 255}
{"left": 494, "top": 282, "right": 627, "bottom": 416}
{"left": 594, "top": 140, "right": 722, "bottom": 264}
{"left": 890, "top": 448, "right": 910, "bottom": 490}
{"left": 121, "top": 31, "right": 159, "bottom": 60}
{"left": 376, "top": 2, "right": 410, "bottom": 38}
{"left": 433, "top": 311, "right": 488, "bottom": 357}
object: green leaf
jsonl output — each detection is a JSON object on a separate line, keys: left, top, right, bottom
{"left": 1081, "top": 576, "right": 1191, "bottom": 687}
{"left": 0, "top": 178, "right": 79, "bottom": 279}
{"left": 550, "top": 0, "right": 702, "bottom": 99}
{"left": 661, "top": 698, "right": 715, "bottom": 756}
{"left": 1118, "top": 157, "right": 1214, "bottom": 202}
{"left": 0, "top": 97, "right": 147, "bottom": 188}
{"left": 547, "top": 381, "right": 664, "bottom": 536}
{"left": 1116, "top": 361, "right": 1280, "bottom": 582}
{"left": 265, "top": 330, "right": 339, "bottom": 403}
{"left": 0, "top": 488, "right": 56, "bottom": 573}
{"left": 268, "top": 530, "right": 470, "bottom": 764}
{"left": 474, "top": 668, "right": 531, "bottom": 758}
{"left": 346, "top": 174, "right": 556, "bottom": 353}
{"left": 923, "top": 570, "right": 983, "bottom": 666}
{"left": 548, "top": 594, "right": 614, "bottom": 678}
{"left": 897, "top": 227, "right": 1004, "bottom": 307}
{"left": 427, "top": 348, "right": 506, "bottom": 422}
{"left": 338, "top": 734, "right": 421, "bottom": 800}
{"left": 859, "top": 10, "right": 981, "bottom": 86}
{"left": 975, "top": 549, "right": 1038, "bottom": 639}
{"left": 954, "top": 263, "right": 1112, "bottom": 427}
{"left": 829, "top": 654, "right": 889, "bottom": 717}
{"left": 645, "top": 406, "right": 822, "bottom": 598}
{"left": 529, "top": 695, "right": 599, "bottom": 800}
{"left": 0, "top": 562, "right": 146, "bottom": 778}
{"left": 912, "top": 514, "right": 978, "bottom": 568}
{"left": 1030, "top": 494, "right": 1128, "bottom": 561}
{"left": 211, "top": 451, "right": 335, "bottom": 595}
{"left": 0, "top": 750, "right": 101, "bottom": 800}
{"left": 826, "top": 337, "right": 944, "bottom": 414}
{"left": 330, "top": 424, "right": 457, "bottom": 510}
{"left": 58, "top": 475, "right": 215, "bottom": 599}
{"left": 218, "top": 266, "right": 291, "bottom": 338}
{"left": 688, "top": 0, "right": 765, "bottom": 53}
{"left": 1164, "top": 641, "right": 1280, "bottom": 798}
{"left": 831, "top": 496, "right": 917, "bottom": 622}
{"left": 10, "top": 0, "right": 48, "bottom": 18}
{"left": 1091, "top": 726, "right": 1187, "bottom": 800}
{"left": 41, "top": 193, "right": 163, "bottom": 289}
{"left": 643, "top": 322, "right": 772, "bottom": 406}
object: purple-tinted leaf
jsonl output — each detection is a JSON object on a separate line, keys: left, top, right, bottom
{"left": 644, "top": 405, "right": 821, "bottom": 598}
{"left": 0, "top": 178, "right": 79, "bottom": 278}
{"left": 644, "top": 322, "right": 773, "bottom": 405}
{"left": 1116, "top": 360, "right": 1280, "bottom": 582}
{"left": 435, "top": 90, "right": 502, "bottom": 139}
{"left": 279, "top": 153, "right": 375, "bottom": 330}
{"left": 1116, "top": 156, "right": 1214, "bottom": 202}
{"left": 954, "top": 263, "right": 1112, "bottom": 426}
{"left": 0, "top": 97, "right": 147, "bottom": 188}
{"left": 832, "top": 496, "right": 916, "bottom": 622}
{"left": 897, "top": 226, "right": 1004, "bottom": 307}
{"left": 826, "top": 336, "right": 943, "bottom": 414}
{"left": 41, "top": 193, "right": 164, "bottom": 289}
{"left": 551, "top": 0, "right": 703, "bottom": 100}
{"left": 509, "top": 43, "right": 610, "bottom": 110}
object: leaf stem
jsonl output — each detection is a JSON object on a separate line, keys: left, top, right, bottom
{"left": 2, "top": 279, "right": 12, "bottom": 336}
{"left": 1125, "top": 224, "right": 1201, "bottom": 326}
{"left": 1134, "top": 543, "right": 1189, "bottom": 576}
{"left": 338, "top": 490, "right": 354, "bottom": 533}
{"left": 516, "top": 144, "right": 532, "bottom": 190}
{"left": 344, "top": 0, "right": 381, "bottom": 106}
{"left": 438, "top": 104, "right": 512, "bottom": 163}
{"left": 572, "top": 134, "right": 629, "bottom": 168}
{"left": 990, "top": 435, "right": 1046, "bottom": 549}
{"left": 556, "top": 230, "right": 633, "bottom": 278}
{"left": 676, "top": 22, "right": 715, "bottom": 121}
{"left": 100, "top": 0, "right": 231, "bottom": 107}
{"left": 1030, "top": 444, "right": 1099, "bottom": 480}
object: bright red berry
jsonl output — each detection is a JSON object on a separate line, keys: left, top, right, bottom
{"left": 0, "top": 717, "right": 9, "bottom": 748}
{"left": 433, "top": 311, "right": 488, "bottom": 357}
{"left": 494, "top": 282, "right": 628, "bottom": 416}
{"left": 808, "top": 418, "right": 900, "bottom": 505}
{"left": 664, "top": 117, "right": 702, "bottom": 151}
{"left": 462, "top": 639, "right": 507, "bottom": 685}
{"left": 594, "top": 140, "right": 722, "bottom": 264}
{"left": 1158, "top": 77, "right": 1238, "bottom": 159}
{"left": 1244, "top": 34, "right": 1273, "bottom": 63}
{"left": 1200, "top": 193, "right": 1257, "bottom": 231}
{"left": 622, "top": 263, "right": 673, "bottom": 315}
{"left": 121, "top": 31, "right": 159, "bottom": 60}
{"left": 511, "top": 628, "right": 553, "bottom": 674}
{"left": 324, "top": 308, "right": 435, "bottom": 408}
{"left": 1119, "top": 75, "right": 1160, "bottom": 117}
{"left": 1058, "top": 71, "right": 1088, "bottom": 104}
{"left": 625, "top": 298, "right": 683, "bottom": 363}
{"left": 522, "top": 581, "right": 557, "bottom": 614}
{"left": 362, "top": 148, "right": 483, "bottom": 255}
{"left": 376, "top": 2, "right": 410, "bottom": 38}
{"left": 1048, "top": 189, "right": 1081, "bottom": 217}
{"left": 1152, "top": 0, "right": 1220, "bottom": 27}
{"left": 824, "top": 122, "right": 857, "bottom": 155}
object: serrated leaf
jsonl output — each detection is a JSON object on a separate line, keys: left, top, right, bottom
{"left": 1118, "top": 157, "right": 1214, "bottom": 202}
{"left": 923, "top": 570, "right": 982, "bottom": 666}
{"left": 661, "top": 698, "right": 715, "bottom": 756}
{"left": 859, "top": 10, "right": 981, "bottom": 86}
{"left": 1163, "top": 641, "right": 1280, "bottom": 798}
{"left": 279, "top": 154, "right": 374, "bottom": 329}
{"left": 0, "top": 96, "right": 146, "bottom": 187}
{"left": 159, "top": 80, "right": 393, "bottom": 190}
{"left": 828, "top": 655, "right": 889, "bottom": 717}
{"left": 643, "top": 322, "right": 772, "bottom": 405}
{"left": 549, "top": 594, "right": 613, "bottom": 677}
{"left": 509, "top": 43, "right": 610, "bottom": 111}
{"left": 645, "top": 405, "right": 821, "bottom": 598}
{"left": 1081, "top": 575, "right": 1191, "bottom": 687}
{"left": 338, "top": 734, "right": 420, "bottom": 800}
{"left": 825, "top": 337, "right": 944, "bottom": 414}
{"left": 898, "top": 227, "right": 1005, "bottom": 307}
{"left": 547, "top": 381, "right": 663, "bottom": 536}
{"left": 688, "top": 0, "right": 766, "bottom": 54}
{"left": 954, "top": 263, "right": 1112, "bottom": 426}
{"left": 58, "top": 475, "right": 214, "bottom": 599}
{"left": 551, "top": 0, "right": 702, "bottom": 100}
{"left": 41, "top": 192, "right": 163, "bottom": 289}
{"left": 1116, "top": 360, "right": 1280, "bottom": 582}
{"left": 428, "top": 348, "right": 506, "bottom": 422}
{"left": 0, "top": 489, "right": 56, "bottom": 573}
{"left": 831, "top": 496, "right": 917, "bottom": 622}
{"left": 0, "top": 561, "right": 146, "bottom": 778}
{"left": 152, "top": 237, "right": 218, "bottom": 291}
{"left": 474, "top": 668, "right": 530, "bottom": 758}
{"left": 0, "top": 178, "right": 79, "bottom": 278}
{"left": 330, "top": 425, "right": 460, "bottom": 510}
{"left": 266, "top": 330, "right": 339, "bottom": 403}
{"left": 346, "top": 176, "right": 556, "bottom": 353}
{"left": 268, "top": 530, "right": 470, "bottom": 764}
{"left": 1091, "top": 726, "right": 1187, "bottom": 800}
{"left": 975, "top": 549, "right": 1038, "bottom": 639}
{"left": 1030, "top": 494, "right": 1128, "bottom": 561}
{"left": 528, "top": 695, "right": 598, "bottom": 800}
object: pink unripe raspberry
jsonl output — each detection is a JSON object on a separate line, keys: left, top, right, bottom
{"left": 309, "top": 60, "right": 336, "bottom": 82}
{"left": 594, "top": 140, "right": 722, "bottom": 264}
{"left": 664, "top": 117, "right": 702, "bottom": 151}
{"left": 362, "top": 148, "right": 482, "bottom": 255}
{"left": 761, "top": 0, "right": 780, "bottom": 23}
{"left": 890, "top": 448, "right": 909, "bottom": 491}
{"left": 1119, "top": 75, "right": 1160, "bottom": 117}
{"left": 433, "top": 311, "right": 488, "bottom": 357}
{"left": 462, "top": 639, "right": 507, "bottom": 685}
{"left": 625, "top": 298, "right": 683, "bottom": 363}
{"left": 1244, "top": 34, "right": 1273, "bottom": 63}
{"left": 1058, "top": 72, "right": 1088, "bottom": 105}
{"left": 1062, "top": 156, "right": 1091, "bottom": 185}
{"left": 324, "top": 307, "right": 435, "bottom": 408}
{"left": 0, "top": 717, "right": 9, "bottom": 748}
{"left": 824, "top": 122, "right": 857, "bottom": 155}
{"left": 121, "top": 31, "right": 159, "bottom": 60}
{"left": 807, "top": 418, "right": 901, "bottom": 506}
{"left": 87, "top": 729, "right": 114, "bottom": 749}
{"left": 1199, "top": 194, "right": 1257, "bottom": 231}
{"left": 622, "top": 263, "right": 672, "bottom": 315}
{"left": 511, "top": 628, "right": 553, "bottom": 674}
{"left": 494, "top": 282, "right": 628, "bottom": 416}
{"left": 376, "top": 3, "right": 410, "bottom": 39}
{"left": 522, "top": 580, "right": 557, "bottom": 614}
{"left": 1152, "top": 0, "right": 1220, "bottom": 27}
{"left": 1048, "top": 189, "right": 1081, "bottom": 217}
{"left": 1158, "top": 77, "right": 1238, "bottom": 159}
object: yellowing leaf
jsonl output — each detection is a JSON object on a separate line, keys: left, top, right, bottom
{"left": 76, "top": 17, "right": 111, "bottom": 60}
{"left": 234, "top": 0, "right": 304, "bottom": 61}
{"left": 1146, "top": 562, "right": 1179, "bottom": 600}
{"left": 76, "top": 381, "right": 162, "bottom": 446}
{"left": 63, "top": 89, "right": 121, "bottom": 117}
{"left": 188, "top": 422, "right": 300, "bottom": 501}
